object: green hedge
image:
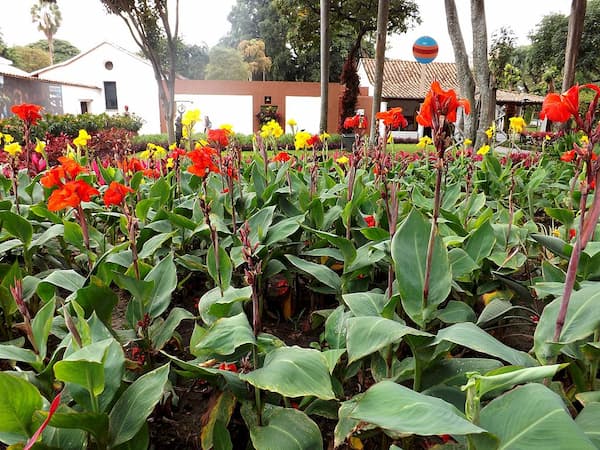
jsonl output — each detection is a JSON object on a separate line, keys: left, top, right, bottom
{"left": 0, "top": 112, "right": 144, "bottom": 142}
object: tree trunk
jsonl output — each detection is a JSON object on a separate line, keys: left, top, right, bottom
{"left": 562, "top": 0, "right": 586, "bottom": 92}
{"left": 444, "top": 0, "right": 476, "bottom": 141}
{"left": 369, "top": 0, "right": 390, "bottom": 144}
{"left": 471, "top": 0, "right": 495, "bottom": 150}
{"left": 47, "top": 34, "right": 54, "bottom": 65}
{"left": 320, "top": 0, "right": 330, "bottom": 133}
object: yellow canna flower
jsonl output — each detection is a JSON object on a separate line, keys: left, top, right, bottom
{"left": 220, "top": 124, "right": 234, "bottom": 134}
{"left": 4, "top": 142, "right": 22, "bottom": 156}
{"left": 181, "top": 109, "right": 200, "bottom": 126}
{"left": 166, "top": 157, "right": 174, "bottom": 168}
{"left": 477, "top": 145, "right": 491, "bottom": 155}
{"left": 416, "top": 136, "right": 433, "bottom": 149}
{"left": 294, "top": 130, "right": 312, "bottom": 150}
{"left": 320, "top": 132, "right": 330, "bottom": 141}
{"left": 463, "top": 138, "right": 472, "bottom": 147}
{"left": 139, "top": 149, "right": 151, "bottom": 160}
{"left": 581, "top": 135, "right": 589, "bottom": 144}
{"left": 35, "top": 139, "right": 46, "bottom": 154}
{"left": 153, "top": 145, "right": 167, "bottom": 159}
{"left": 287, "top": 118, "right": 297, "bottom": 127}
{"left": 261, "top": 120, "right": 283, "bottom": 139}
{"left": 73, "top": 129, "right": 91, "bottom": 148}
{"left": 485, "top": 123, "right": 496, "bottom": 140}
{"left": 336, "top": 155, "right": 349, "bottom": 165}
{"left": 552, "top": 229, "right": 560, "bottom": 237}
{"left": 509, "top": 116, "right": 526, "bottom": 134}
{"left": 169, "top": 143, "right": 177, "bottom": 151}
{"left": 3, "top": 134, "right": 14, "bottom": 144}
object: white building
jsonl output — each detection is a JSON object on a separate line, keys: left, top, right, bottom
{"left": 31, "top": 42, "right": 161, "bottom": 134}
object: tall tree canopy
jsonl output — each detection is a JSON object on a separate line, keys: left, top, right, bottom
{"left": 30, "top": 0, "right": 62, "bottom": 65}
{"left": 238, "top": 39, "right": 272, "bottom": 80}
{"left": 6, "top": 46, "right": 51, "bottom": 72}
{"left": 205, "top": 47, "right": 250, "bottom": 80}
{"left": 524, "top": 0, "right": 600, "bottom": 92}
{"left": 101, "top": 0, "right": 180, "bottom": 143}
{"left": 29, "top": 39, "right": 80, "bottom": 64}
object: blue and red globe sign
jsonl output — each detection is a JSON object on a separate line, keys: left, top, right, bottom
{"left": 412, "top": 36, "right": 438, "bottom": 64}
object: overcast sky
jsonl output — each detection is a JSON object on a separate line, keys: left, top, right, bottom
{"left": 0, "top": 0, "right": 571, "bottom": 63}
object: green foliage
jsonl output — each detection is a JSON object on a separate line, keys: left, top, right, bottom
{"left": 6, "top": 45, "right": 51, "bottom": 72}
{"left": 205, "top": 46, "right": 250, "bottom": 80}
{"left": 28, "top": 39, "right": 80, "bottom": 64}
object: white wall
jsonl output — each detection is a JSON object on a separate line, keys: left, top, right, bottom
{"left": 36, "top": 43, "right": 161, "bottom": 134}
{"left": 174, "top": 94, "right": 253, "bottom": 135}
{"left": 60, "top": 85, "right": 101, "bottom": 115}
{"left": 285, "top": 96, "right": 321, "bottom": 134}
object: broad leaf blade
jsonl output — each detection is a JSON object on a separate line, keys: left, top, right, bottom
{"left": 108, "top": 364, "right": 170, "bottom": 447}
{"left": 240, "top": 346, "right": 335, "bottom": 400}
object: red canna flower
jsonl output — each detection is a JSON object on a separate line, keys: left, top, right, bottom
{"left": 560, "top": 150, "right": 576, "bottom": 162}
{"left": 187, "top": 146, "right": 220, "bottom": 178}
{"left": 103, "top": 181, "right": 134, "bottom": 207}
{"left": 207, "top": 128, "right": 230, "bottom": 147}
{"left": 569, "top": 228, "right": 577, "bottom": 240}
{"left": 307, "top": 134, "right": 321, "bottom": 147}
{"left": 364, "top": 215, "right": 376, "bottom": 227}
{"left": 47, "top": 180, "right": 99, "bottom": 211}
{"left": 540, "top": 85, "right": 581, "bottom": 123}
{"left": 376, "top": 107, "right": 408, "bottom": 129}
{"left": 11, "top": 103, "right": 42, "bottom": 125}
{"left": 343, "top": 114, "right": 368, "bottom": 130}
{"left": 416, "top": 81, "right": 471, "bottom": 127}
{"left": 118, "top": 157, "right": 146, "bottom": 175}
{"left": 273, "top": 151, "right": 291, "bottom": 163}
{"left": 217, "top": 362, "right": 238, "bottom": 373}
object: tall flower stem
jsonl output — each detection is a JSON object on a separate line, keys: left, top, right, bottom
{"left": 554, "top": 170, "right": 600, "bottom": 341}
{"left": 422, "top": 155, "right": 444, "bottom": 308}
{"left": 76, "top": 204, "right": 92, "bottom": 270}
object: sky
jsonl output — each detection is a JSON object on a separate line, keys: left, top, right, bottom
{"left": 0, "top": 0, "right": 572, "bottom": 63}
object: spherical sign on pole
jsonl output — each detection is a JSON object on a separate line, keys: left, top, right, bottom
{"left": 412, "top": 36, "right": 438, "bottom": 64}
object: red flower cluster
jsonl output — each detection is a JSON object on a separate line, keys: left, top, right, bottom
{"left": 376, "top": 107, "right": 408, "bottom": 129}
{"left": 343, "top": 114, "right": 368, "bottom": 130}
{"left": 187, "top": 146, "right": 220, "bottom": 178}
{"left": 416, "top": 81, "right": 471, "bottom": 127}
{"left": 103, "top": 181, "right": 134, "bottom": 207}
{"left": 273, "top": 151, "right": 291, "bottom": 163}
{"left": 560, "top": 149, "right": 597, "bottom": 163}
{"left": 207, "top": 128, "right": 231, "bottom": 148}
{"left": 11, "top": 103, "right": 42, "bottom": 125}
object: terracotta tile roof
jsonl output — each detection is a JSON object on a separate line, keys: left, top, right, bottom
{"left": 360, "top": 58, "right": 545, "bottom": 104}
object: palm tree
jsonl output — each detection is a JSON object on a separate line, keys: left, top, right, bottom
{"left": 31, "top": 0, "right": 62, "bottom": 65}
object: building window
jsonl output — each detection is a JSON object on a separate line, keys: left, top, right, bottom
{"left": 104, "top": 81, "right": 118, "bottom": 110}
{"left": 80, "top": 101, "right": 90, "bottom": 114}
{"left": 105, "top": 61, "right": 114, "bottom": 70}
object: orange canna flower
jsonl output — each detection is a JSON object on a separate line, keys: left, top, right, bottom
{"left": 207, "top": 128, "right": 230, "bottom": 147}
{"left": 273, "top": 151, "right": 291, "bottom": 163}
{"left": 11, "top": 103, "right": 42, "bottom": 125}
{"left": 47, "top": 180, "right": 99, "bottom": 211}
{"left": 307, "top": 134, "right": 321, "bottom": 147}
{"left": 187, "top": 146, "right": 220, "bottom": 178}
{"left": 376, "top": 107, "right": 408, "bottom": 129}
{"left": 416, "top": 81, "right": 471, "bottom": 127}
{"left": 40, "top": 166, "right": 66, "bottom": 188}
{"left": 57, "top": 156, "right": 87, "bottom": 179}
{"left": 103, "top": 181, "right": 134, "bottom": 207}
{"left": 560, "top": 150, "right": 576, "bottom": 162}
